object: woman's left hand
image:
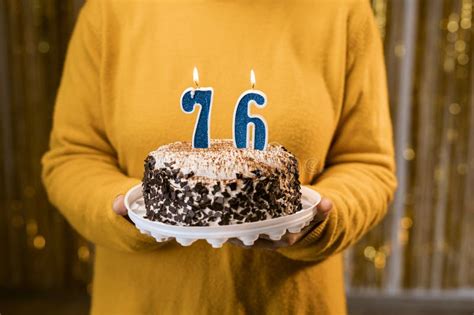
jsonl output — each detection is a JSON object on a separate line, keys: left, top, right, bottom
{"left": 228, "top": 197, "right": 333, "bottom": 250}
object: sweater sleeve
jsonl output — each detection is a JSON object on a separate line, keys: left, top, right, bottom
{"left": 41, "top": 1, "right": 159, "bottom": 253}
{"left": 278, "top": 3, "right": 397, "bottom": 262}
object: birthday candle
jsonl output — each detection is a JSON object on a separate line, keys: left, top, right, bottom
{"left": 233, "top": 70, "right": 268, "bottom": 150}
{"left": 180, "top": 67, "right": 214, "bottom": 149}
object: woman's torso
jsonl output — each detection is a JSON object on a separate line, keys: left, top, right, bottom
{"left": 91, "top": 1, "right": 354, "bottom": 314}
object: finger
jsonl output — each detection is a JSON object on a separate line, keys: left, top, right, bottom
{"left": 228, "top": 238, "right": 283, "bottom": 250}
{"left": 112, "top": 195, "right": 127, "bottom": 216}
{"left": 227, "top": 238, "right": 245, "bottom": 247}
{"left": 317, "top": 197, "right": 333, "bottom": 214}
{"left": 259, "top": 234, "right": 294, "bottom": 248}
{"left": 251, "top": 239, "right": 283, "bottom": 249}
{"left": 282, "top": 223, "right": 322, "bottom": 246}
{"left": 272, "top": 198, "right": 334, "bottom": 246}
{"left": 259, "top": 234, "right": 273, "bottom": 240}
{"left": 313, "top": 210, "right": 329, "bottom": 224}
{"left": 227, "top": 238, "right": 256, "bottom": 249}
{"left": 277, "top": 234, "right": 296, "bottom": 247}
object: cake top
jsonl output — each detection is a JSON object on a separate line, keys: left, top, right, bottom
{"left": 149, "top": 139, "right": 295, "bottom": 181}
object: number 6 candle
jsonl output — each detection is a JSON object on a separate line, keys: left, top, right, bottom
{"left": 181, "top": 67, "right": 213, "bottom": 149}
{"left": 233, "top": 70, "right": 268, "bottom": 151}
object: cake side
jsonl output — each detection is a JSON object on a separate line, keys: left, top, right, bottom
{"left": 142, "top": 140, "right": 302, "bottom": 226}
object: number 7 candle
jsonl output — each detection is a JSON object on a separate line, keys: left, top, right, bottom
{"left": 233, "top": 69, "right": 268, "bottom": 151}
{"left": 181, "top": 67, "right": 213, "bottom": 149}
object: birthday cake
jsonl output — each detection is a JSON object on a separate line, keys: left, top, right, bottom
{"left": 142, "top": 139, "right": 302, "bottom": 226}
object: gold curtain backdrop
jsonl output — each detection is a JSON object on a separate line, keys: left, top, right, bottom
{"left": 1, "top": 0, "right": 473, "bottom": 298}
{"left": 0, "top": 0, "right": 92, "bottom": 292}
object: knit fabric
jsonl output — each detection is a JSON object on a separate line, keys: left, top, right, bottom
{"left": 42, "top": 1, "right": 397, "bottom": 314}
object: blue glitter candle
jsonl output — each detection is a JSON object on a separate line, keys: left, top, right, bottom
{"left": 233, "top": 70, "right": 268, "bottom": 151}
{"left": 181, "top": 67, "right": 213, "bottom": 149}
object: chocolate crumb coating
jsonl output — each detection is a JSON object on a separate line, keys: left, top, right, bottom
{"left": 142, "top": 139, "right": 302, "bottom": 226}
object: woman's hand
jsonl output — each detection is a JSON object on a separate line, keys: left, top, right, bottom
{"left": 228, "top": 197, "right": 333, "bottom": 250}
{"left": 112, "top": 194, "right": 333, "bottom": 250}
{"left": 112, "top": 195, "right": 128, "bottom": 215}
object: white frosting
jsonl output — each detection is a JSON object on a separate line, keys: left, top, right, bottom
{"left": 149, "top": 139, "right": 291, "bottom": 180}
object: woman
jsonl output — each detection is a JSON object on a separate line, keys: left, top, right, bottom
{"left": 42, "top": 0, "right": 397, "bottom": 314}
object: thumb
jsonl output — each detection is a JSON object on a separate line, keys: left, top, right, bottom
{"left": 314, "top": 197, "right": 333, "bottom": 222}
{"left": 112, "top": 195, "right": 127, "bottom": 216}
{"left": 317, "top": 197, "right": 333, "bottom": 214}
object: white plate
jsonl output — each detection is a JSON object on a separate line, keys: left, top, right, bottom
{"left": 125, "top": 184, "right": 321, "bottom": 248}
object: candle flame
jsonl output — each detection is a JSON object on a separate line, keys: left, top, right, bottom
{"left": 250, "top": 69, "right": 256, "bottom": 89}
{"left": 193, "top": 66, "right": 199, "bottom": 87}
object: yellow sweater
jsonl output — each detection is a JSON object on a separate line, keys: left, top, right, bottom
{"left": 42, "top": 0, "right": 396, "bottom": 314}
